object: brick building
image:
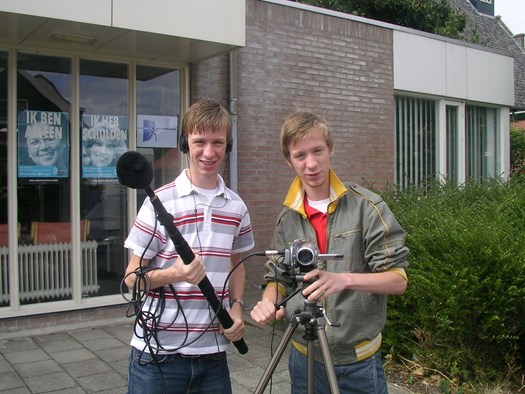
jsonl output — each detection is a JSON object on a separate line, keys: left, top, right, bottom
{"left": 0, "top": 0, "right": 518, "bottom": 331}
{"left": 191, "top": 0, "right": 516, "bottom": 294}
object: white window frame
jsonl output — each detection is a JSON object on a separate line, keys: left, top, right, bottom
{"left": 439, "top": 100, "right": 466, "bottom": 184}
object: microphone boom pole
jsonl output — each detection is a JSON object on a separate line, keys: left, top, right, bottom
{"left": 117, "top": 151, "right": 248, "bottom": 354}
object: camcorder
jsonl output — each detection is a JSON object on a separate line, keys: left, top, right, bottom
{"left": 266, "top": 239, "right": 343, "bottom": 283}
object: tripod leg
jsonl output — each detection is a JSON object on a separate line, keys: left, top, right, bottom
{"left": 255, "top": 319, "right": 299, "bottom": 394}
{"left": 307, "top": 340, "right": 314, "bottom": 394}
{"left": 317, "top": 328, "right": 340, "bottom": 394}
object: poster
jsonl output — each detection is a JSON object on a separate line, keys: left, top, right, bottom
{"left": 136, "top": 115, "right": 178, "bottom": 148}
{"left": 17, "top": 110, "right": 69, "bottom": 179}
{"left": 82, "top": 114, "right": 128, "bottom": 179}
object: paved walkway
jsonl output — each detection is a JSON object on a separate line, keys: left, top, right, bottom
{"left": 0, "top": 314, "right": 413, "bottom": 393}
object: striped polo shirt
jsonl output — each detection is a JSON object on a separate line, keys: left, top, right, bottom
{"left": 125, "top": 169, "right": 255, "bottom": 355}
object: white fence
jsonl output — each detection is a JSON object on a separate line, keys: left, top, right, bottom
{"left": 0, "top": 241, "right": 99, "bottom": 303}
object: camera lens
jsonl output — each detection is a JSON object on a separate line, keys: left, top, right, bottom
{"left": 297, "top": 248, "right": 314, "bottom": 265}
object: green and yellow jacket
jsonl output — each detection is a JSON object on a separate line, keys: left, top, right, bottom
{"left": 264, "top": 169, "right": 409, "bottom": 365}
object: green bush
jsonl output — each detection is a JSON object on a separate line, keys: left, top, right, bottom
{"left": 381, "top": 177, "right": 525, "bottom": 386}
{"left": 510, "top": 127, "right": 525, "bottom": 175}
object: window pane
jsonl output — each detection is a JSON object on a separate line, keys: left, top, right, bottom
{"left": 446, "top": 105, "right": 459, "bottom": 185}
{"left": 395, "top": 96, "right": 438, "bottom": 188}
{"left": 466, "top": 106, "right": 499, "bottom": 181}
{"left": 136, "top": 65, "right": 180, "bottom": 190}
{"left": 0, "top": 51, "right": 8, "bottom": 306}
{"left": 80, "top": 59, "right": 128, "bottom": 297}
{"left": 16, "top": 53, "right": 72, "bottom": 305}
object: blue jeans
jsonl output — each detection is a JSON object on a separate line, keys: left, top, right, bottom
{"left": 127, "top": 347, "right": 232, "bottom": 394}
{"left": 289, "top": 346, "right": 388, "bottom": 394}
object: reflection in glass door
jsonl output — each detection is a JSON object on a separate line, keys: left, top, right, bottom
{"left": 136, "top": 65, "right": 181, "bottom": 190}
{"left": 80, "top": 59, "right": 129, "bottom": 298}
{"left": 16, "top": 53, "right": 72, "bottom": 305}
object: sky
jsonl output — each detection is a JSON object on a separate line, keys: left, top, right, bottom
{"left": 494, "top": 0, "right": 525, "bottom": 34}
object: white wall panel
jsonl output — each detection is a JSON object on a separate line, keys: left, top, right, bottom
{"left": 445, "top": 44, "right": 468, "bottom": 99}
{"left": 394, "top": 30, "right": 514, "bottom": 106}
{"left": 0, "top": 0, "right": 244, "bottom": 46}
{"left": 394, "top": 32, "right": 447, "bottom": 96}
{"left": 466, "top": 48, "right": 514, "bottom": 104}
{"left": 112, "top": 0, "right": 245, "bottom": 46}
{"left": 0, "top": 0, "right": 111, "bottom": 25}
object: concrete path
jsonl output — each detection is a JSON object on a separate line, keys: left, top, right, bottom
{"left": 0, "top": 314, "right": 413, "bottom": 393}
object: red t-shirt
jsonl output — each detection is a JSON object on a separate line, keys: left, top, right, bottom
{"left": 303, "top": 196, "right": 327, "bottom": 254}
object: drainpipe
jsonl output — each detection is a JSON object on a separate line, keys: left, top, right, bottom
{"left": 229, "top": 50, "right": 239, "bottom": 192}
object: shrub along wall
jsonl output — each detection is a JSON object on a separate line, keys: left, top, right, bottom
{"left": 381, "top": 177, "right": 525, "bottom": 387}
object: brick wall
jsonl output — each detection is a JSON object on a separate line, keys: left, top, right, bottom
{"left": 192, "top": 0, "right": 396, "bottom": 303}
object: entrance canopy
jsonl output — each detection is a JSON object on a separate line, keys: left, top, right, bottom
{"left": 0, "top": 0, "right": 245, "bottom": 63}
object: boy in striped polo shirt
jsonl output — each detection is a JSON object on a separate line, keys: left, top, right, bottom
{"left": 124, "top": 100, "right": 254, "bottom": 394}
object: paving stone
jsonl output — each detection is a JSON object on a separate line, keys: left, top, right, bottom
{"left": 0, "top": 388, "right": 31, "bottom": 394}
{"left": 61, "top": 358, "right": 109, "bottom": 378}
{"left": 25, "top": 371, "right": 77, "bottom": 393}
{"left": 0, "top": 370, "right": 25, "bottom": 391}
{"left": 0, "top": 358, "right": 14, "bottom": 374}
{"left": 69, "top": 328, "right": 114, "bottom": 342}
{"left": 36, "top": 337, "right": 84, "bottom": 354}
{"left": 13, "top": 359, "right": 63, "bottom": 378}
{"left": 50, "top": 348, "right": 97, "bottom": 364}
{"left": 4, "top": 349, "right": 49, "bottom": 365}
{"left": 81, "top": 337, "right": 125, "bottom": 352}
{"left": 76, "top": 370, "right": 127, "bottom": 392}
{"left": 0, "top": 337, "right": 38, "bottom": 353}
{"left": 95, "top": 345, "right": 130, "bottom": 363}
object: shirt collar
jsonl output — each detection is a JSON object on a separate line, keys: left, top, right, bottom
{"left": 176, "top": 169, "right": 228, "bottom": 198}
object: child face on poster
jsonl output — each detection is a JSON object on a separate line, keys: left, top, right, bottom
{"left": 90, "top": 138, "right": 118, "bottom": 167}
{"left": 83, "top": 123, "right": 124, "bottom": 167}
{"left": 26, "top": 123, "right": 65, "bottom": 167}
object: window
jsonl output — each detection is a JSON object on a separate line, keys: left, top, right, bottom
{"left": 1, "top": 52, "right": 183, "bottom": 313}
{"left": 445, "top": 105, "right": 461, "bottom": 185}
{"left": 466, "top": 105, "right": 500, "bottom": 181}
{"left": 395, "top": 96, "right": 503, "bottom": 188}
{"left": 80, "top": 59, "right": 129, "bottom": 297}
{"left": 395, "top": 96, "right": 438, "bottom": 188}
{"left": 136, "top": 65, "right": 180, "bottom": 189}
{"left": 16, "top": 53, "right": 72, "bottom": 305}
{"left": 0, "top": 51, "right": 8, "bottom": 306}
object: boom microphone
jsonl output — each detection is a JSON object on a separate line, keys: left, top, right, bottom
{"left": 117, "top": 151, "right": 248, "bottom": 354}
{"left": 116, "top": 150, "right": 153, "bottom": 189}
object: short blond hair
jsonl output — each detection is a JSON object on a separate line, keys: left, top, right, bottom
{"left": 280, "top": 111, "right": 333, "bottom": 161}
{"left": 181, "top": 100, "right": 232, "bottom": 141}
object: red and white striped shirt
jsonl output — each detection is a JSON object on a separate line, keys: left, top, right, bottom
{"left": 125, "top": 169, "right": 254, "bottom": 355}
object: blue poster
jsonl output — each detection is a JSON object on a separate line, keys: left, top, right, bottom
{"left": 17, "top": 110, "right": 70, "bottom": 179}
{"left": 82, "top": 114, "right": 128, "bottom": 179}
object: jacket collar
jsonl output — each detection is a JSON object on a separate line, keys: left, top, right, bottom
{"left": 283, "top": 169, "right": 347, "bottom": 217}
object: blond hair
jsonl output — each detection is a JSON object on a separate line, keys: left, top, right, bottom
{"left": 181, "top": 100, "right": 232, "bottom": 141}
{"left": 280, "top": 111, "right": 333, "bottom": 161}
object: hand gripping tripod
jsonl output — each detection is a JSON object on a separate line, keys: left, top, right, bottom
{"left": 255, "top": 286, "right": 341, "bottom": 394}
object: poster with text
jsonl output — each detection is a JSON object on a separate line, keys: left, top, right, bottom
{"left": 136, "top": 115, "right": 178, "bottom": 148}
{"left": 17, "top": 110, "right": 70, "bottom": 180}
{"left": 82, "top": 114, "right": 128, "bottom": 179}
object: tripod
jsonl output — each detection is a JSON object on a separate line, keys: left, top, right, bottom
{"left": 255, "top": 297, "right": 340, "bottom": 394}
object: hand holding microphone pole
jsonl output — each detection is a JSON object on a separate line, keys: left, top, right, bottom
{"left": 117, "top": 151, "right": 248, "bottom": 354}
